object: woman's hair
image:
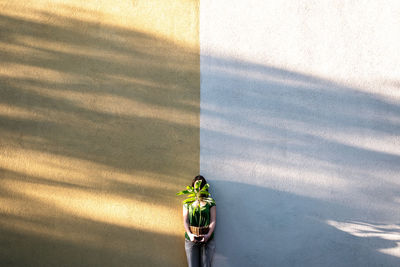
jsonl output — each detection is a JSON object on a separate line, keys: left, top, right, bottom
{"left": 191, "top": 175, "right": 209, "bottom": 196}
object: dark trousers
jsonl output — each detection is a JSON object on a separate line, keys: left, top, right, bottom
{"left": 184, "top": 238, "right": 216, "bottom": 267}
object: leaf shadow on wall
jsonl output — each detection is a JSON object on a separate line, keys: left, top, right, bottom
{"left": 0, "top": 6, "right": 199, "bottom": 267}
{"left": 200, "top": 56, "right": 400, "bottom": 266}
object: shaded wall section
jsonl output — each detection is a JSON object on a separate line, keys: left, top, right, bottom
{"left": 0, "top": 1, "right": 199, "bottom": 266}
{"left": 201, "top": 1, "right": 400, "bottom": 266}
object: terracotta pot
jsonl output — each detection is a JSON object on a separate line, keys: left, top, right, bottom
{"left": 190, "top": 225, "right": 209, "bottom": 236}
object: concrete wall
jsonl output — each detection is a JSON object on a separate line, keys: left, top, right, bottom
{"left": 2, "top": 1, "right": 400, "bottom": 266}
{"left": 200, "top": 1, "right": 400, "bottom": 266}
{"left": 0, "top": 1, "right": 199, "bottom": 266}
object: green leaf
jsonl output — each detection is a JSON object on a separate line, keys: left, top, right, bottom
{"left": 194, "top": 180, "right": 201, "bottom": 190}
{"left": 202, "top": 183, "right": 210, "bottom": 191}
{"left": 176, "top": 190, "right": 191, "bottom": 196}
{"left": 183, "top": 197, "right": 196, "bottom": 204}
{"left": 186, "top": 186, "right": 193, "bottom": 191}
{"left": 199, "top": 188, "right": 209, "bottom": 193}
{"left": 203, "top": 197, "right": 215, "bottom": 205}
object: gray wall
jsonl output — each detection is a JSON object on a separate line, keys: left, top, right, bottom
{"left": 200, "top": 1, "right": 400, "bottom": 266}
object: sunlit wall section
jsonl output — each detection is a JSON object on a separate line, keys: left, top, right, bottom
{"left": 201, "top": 1, "right": 400, "bottom": 266}
{"left": 0, "top": 1, "right": 199, "bottom": 266}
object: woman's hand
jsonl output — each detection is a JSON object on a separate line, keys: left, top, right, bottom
{"left": 188, "top": 232, "right": 197, "bottom": 242}
{"left": 198, "top": 234, "right": 211, "bottom": 243}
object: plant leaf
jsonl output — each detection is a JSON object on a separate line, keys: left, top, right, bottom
{"left": 183, "top": 197, "right": 196, "bottom": 204}
{"left": 203, "top": 197, "right": 215, "bottom": 205}
{"left": 202, "top": 183, "right": 210, "bottom": 191}
{"left": 176, "top": 190, "right": 191, "bottom": 196}
{"left": 199, "top": 188, "right": 209, "bottom": 193}
{"left": 192, "top": 205, "right": 196, "bottom": 217}
{"left": 194, "top": 180, "right": 201, "bottom": 190}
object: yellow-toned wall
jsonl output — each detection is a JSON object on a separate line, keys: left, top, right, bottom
{"left": 0, "top": 1, "right": 199, "bottom": 266}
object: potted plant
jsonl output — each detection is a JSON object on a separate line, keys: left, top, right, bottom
{"left": 176, "top": 180, "right": 216, "bottom": 239}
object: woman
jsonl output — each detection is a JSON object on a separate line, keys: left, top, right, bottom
{"left": 183, "top": 175, "right": 217, "bottom": 267}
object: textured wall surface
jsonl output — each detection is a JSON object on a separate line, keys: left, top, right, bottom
{"left": 2, "top": 1, "right": 400, "bottom": 266}
{"left": 201, "top": 1, "right": 400, "bottom": 266}
{"left": 0, "top": 1, "right": 199, "bottom": 266}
